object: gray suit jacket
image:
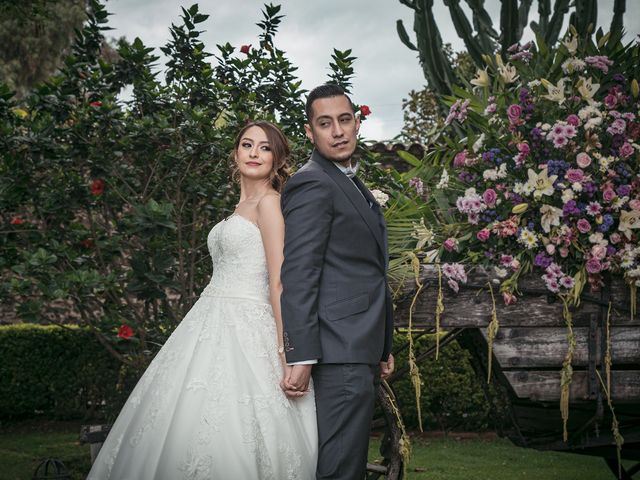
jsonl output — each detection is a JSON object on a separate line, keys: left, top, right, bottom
{"left": 280, "top": 150, "right": 394, "bottom": 364}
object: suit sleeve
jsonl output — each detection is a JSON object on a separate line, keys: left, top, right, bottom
{"left": 280, "top": 172, "right": 333, "bottom": 363}
{"left": 382, "top": 283, "right": 394, "bottom": 361}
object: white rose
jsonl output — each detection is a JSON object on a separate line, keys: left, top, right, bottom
{"left": 370, "top": 189, "right": 389, "bottom": 207}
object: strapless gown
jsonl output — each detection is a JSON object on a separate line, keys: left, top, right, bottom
{"left": 87, "top": 214, "right": 317, "bottom": 479}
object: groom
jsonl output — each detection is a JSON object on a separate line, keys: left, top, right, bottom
{"left": 280, "top": 83, "right": 394, "bottom": 479}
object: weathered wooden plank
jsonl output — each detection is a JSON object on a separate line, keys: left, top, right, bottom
{"left": 504, "top": 370, "right": 640, "bottom": 402}
{"left": 395, "top": 265, "right": 639, "bottom": 328}
{"left": 484, "top": 327, "right": 640, "bottom": 368}
{"left": 395, "top": 280, "right": 640, "bottom": 328}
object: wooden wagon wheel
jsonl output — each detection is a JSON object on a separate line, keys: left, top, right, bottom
{"left": 366, "top": 380, "right": 406, "bottom": 479}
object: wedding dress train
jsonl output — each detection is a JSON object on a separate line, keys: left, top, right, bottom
{"left": 87, "top": 214, "right": 317, "bottom": 479}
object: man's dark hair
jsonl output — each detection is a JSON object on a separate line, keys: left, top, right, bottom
{"left": 305, "top": 83, "right": 354, "bottom": 121}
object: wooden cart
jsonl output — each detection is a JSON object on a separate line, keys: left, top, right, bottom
{"left": 368, "top": 265, "right": 640, "bottom": 479}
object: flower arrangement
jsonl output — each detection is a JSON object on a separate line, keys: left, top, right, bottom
{"left": 427, "top": 29, "right": 639, "bottom": 310}
{"left": 400, "top": 28, "right": 639, "bottom": 444}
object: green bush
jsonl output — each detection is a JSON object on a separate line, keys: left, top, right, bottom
{"left": 0, "top": 324, "right": 136, "bottom": 420}
{"left": 390, "top": 335, "right": 493, "bottom": 432}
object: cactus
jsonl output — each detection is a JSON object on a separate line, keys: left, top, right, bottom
{"left": 610, "top": 0, "right": 626, "bottom": 36}
{"left": 398, "top": 0, "right": 625, "bottom": 96}
{"left": 397, "top": 0, "right": 458, "bottom": 95}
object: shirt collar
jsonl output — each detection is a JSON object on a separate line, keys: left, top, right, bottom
{"left": 335, "top": 160, "right": 359, "bottom": 178}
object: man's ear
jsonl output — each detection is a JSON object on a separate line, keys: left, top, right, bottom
{"left": 354, "top": 115, "right": 361, "bottom": 135}
{"left": 304, "top": 123, "right": 314, "bottom": 144}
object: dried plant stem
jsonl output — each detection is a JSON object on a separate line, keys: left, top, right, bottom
{"left": 435, "top": 263, "right": 445, "bottom": 360}
{"left": 596, "top": 370, "right": 624, "bottom": 479}
{"left": 407, "top": 252, "right": 424, "bottom": 432}
{"left": 485, "top": 281, "right": 499, "bottom": 383}
{"left": 560, "top": 296, "right": 576, "bottom": 442}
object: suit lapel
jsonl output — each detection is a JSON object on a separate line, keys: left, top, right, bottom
{"left": 311, "top": 151, "right": 386, "bottom": 257}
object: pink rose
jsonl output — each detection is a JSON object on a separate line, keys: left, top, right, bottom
{"left": 576, "top": 152, "right": 591, "bottom": 168}
{"left": 602, "top": 188, "right": 616, "bottom": 203}
{"left": 586, "top": 258, "right": 602, "bottom": 274}
{"left": 609, "top": 233, "right": 621, "bottom": 244}
{"left": 577, "top": 218, "right": 591, "bottom": 233}
{"left": 483, "top": 188, "right": 497, "bottom": 207}
{"left": 477, "top": 228, "right": 490, "bottom": 242}
{"left": 565, "top": 168, "right": 584, "bottom": 183}
{"left": 546, "top": 244, "right": 556, "bottom": 255}
{"left": 517, "top": 143, "right": 530, "bottom": 155}
{"left": 500, "top": 254, "right": 513, "bottom": 265}
{"left": 454, "top": 151, "right": 467, "bottom": 168}
{"left": 629, "top": 199, "right": 640, "bottom": 211}
{"left": 443, "top": 237, "right": 457, "bottom": 252}
{"left": 591, "top": 244, "right": 607, "bottom": 260}
{"left": 619, "top": 142, "right": 634, "bottom": 158}
{"left": 507, "top": 104, "right": 522, "bottom": 121}
{"left": 559, "top": 246, "right": 570, "bottom": 258}
{"left": 566, "top": 114, "right": 580, "bottom": 126}
{"left": 502, "top": 292, "right": 517, "bottom": 305}
{"left": 604, "top": 94, "right": 617, "bottom": 109}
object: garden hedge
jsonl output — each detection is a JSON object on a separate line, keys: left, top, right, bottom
{"left": 0, "top": 324, "right": 134, "bottom": 420}
{"left": 0, "top": 324, "right": 493, "bottom": 430}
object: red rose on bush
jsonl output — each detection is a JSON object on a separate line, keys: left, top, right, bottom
{"left": 359, "top": 105, "right": 371, "bottom": 117}
{"left": 10, "top": 216, "right": 24, "bottom": 225}
{"left": 89, "top": 101, "right": 102, "bottom": 107}
{"left": 90, "top": 179, "right": 105, "bottom": 196}
{"left": 240, "top": 44, "right": 251, "bottom": 54}
{"left": 117, "top": 324, "right": 134, "bottom": 339}
{"left": 79, "top": 239, "right": 94, "bottom": 248}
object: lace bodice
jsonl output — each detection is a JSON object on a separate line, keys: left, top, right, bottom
{"left": 201, "top": 214, "right": 270, "bottom": 303}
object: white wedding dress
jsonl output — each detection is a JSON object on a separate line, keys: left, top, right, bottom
{"left": 87, "top": 214, "right": 317, "bottom": 479}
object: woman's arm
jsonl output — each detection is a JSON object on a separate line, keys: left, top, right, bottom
{"left": 256, "top": 193, "right": 286, "bottom": 359}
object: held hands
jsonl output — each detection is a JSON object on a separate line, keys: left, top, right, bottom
{"left": 380, "top": 353, "right": 395, "bottom": 380}
{"left": 280, "top": 364, "right": 312, "bottom": 399}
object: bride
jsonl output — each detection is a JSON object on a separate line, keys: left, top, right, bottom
{"left": 87, "top": 120, "right": 318, "bottom": 479}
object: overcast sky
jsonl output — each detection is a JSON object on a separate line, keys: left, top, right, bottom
{"left": 105, "top": 0, "right": 640, "bottom": 141}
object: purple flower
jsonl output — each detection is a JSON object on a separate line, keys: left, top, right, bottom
{"left": 409, "top": 177, "right": 424, "bottom": 195}
{"left": 534, "top": 252, "right": 552, "bottom": 268}
{"left": 617, "top": 184, "right": 631, "bottom": 197}
{"left": 585, "top": 55, "right": 614, "bottom": 73}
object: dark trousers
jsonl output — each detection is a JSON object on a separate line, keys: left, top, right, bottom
{"left": 312, "top": 363, "right": 380, "bottom": 480}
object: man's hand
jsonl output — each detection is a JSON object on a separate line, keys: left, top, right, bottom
{"left": 280, "top": 364, "right": 313, "bottom": 398}
{"left": 380, "top": 353, "right": 395, "bottom": 380}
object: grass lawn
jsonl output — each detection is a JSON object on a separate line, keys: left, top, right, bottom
{"left": 369, "top": 433, "right": 627, "bottom": 480}
{"left": 0, "top": 421, "right": 90, "bottom": 480}
{"left": 0, "top": 422, "right": 628, "bottom": 479}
